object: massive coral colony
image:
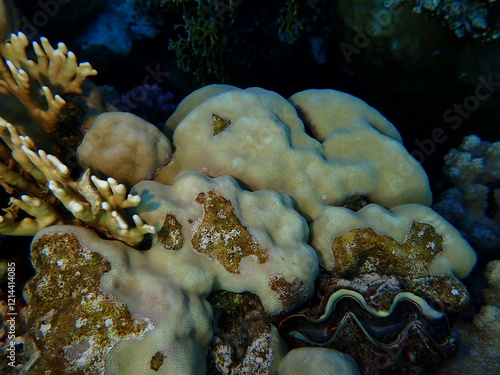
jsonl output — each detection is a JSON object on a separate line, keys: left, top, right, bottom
{"left": 0, "top": 31, "right": 479, "bottom": 375}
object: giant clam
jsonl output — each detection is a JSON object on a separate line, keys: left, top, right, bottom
{"left": 277, "top": 289, "right": 457, "bottom": 375}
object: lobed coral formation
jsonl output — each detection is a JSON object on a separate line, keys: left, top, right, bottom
{"left": 24, "top": 170, "right": 319, "bottom": 373}
{"left": 312, "top": 203, "right": 475, "bottom": 312}
{"left": 278, "top": 347, "right": 360, "bottom": 375}
{"left": 0, "top": 32, "right": 481, "bottom": 374}
{"left": 159, "top": 85, "right": 431, "bottom": 219}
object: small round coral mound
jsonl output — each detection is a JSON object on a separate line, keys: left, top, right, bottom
{"left": 77, "top": 112, "right": 172, "bottom": 186}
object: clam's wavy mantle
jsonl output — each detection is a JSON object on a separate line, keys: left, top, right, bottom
{"left": 278, "top": 290, "right": 457, "bottom": 374}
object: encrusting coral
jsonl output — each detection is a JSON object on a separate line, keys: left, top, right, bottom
{"left": 0, "top": 32, "right": 480, "bottom": 374}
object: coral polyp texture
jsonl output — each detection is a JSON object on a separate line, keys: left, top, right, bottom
{"left": 158, "top": 85, "right": 431, "bottom": 219}
{"left": 0, "top": 34, "right": 481, "bottom": 374}
{"left": 77, "top": 112, "right": 172, "bottom": 187}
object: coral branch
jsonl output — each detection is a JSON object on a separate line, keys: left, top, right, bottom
{"left": 0, "top": 32, "right": 98, "bottom": 133}
{"left": 0, "top": 118, "right": 154, "bottom": 245}
{"left": 0, "top": 119, "right": 47, "bottom": 184}
{"left": 89, "top": 175, "right": 156, "bottom": 244}
{"left": 0, "top": 159, "right": 41, "bottom": 195}
{"left": 0, "top": 195, "right": 62, "bottom": 235}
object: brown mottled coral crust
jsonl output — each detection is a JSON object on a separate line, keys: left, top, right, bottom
{"left": 150, "top": 352, "right": 165, "bottom": 371}
{"left": 25, "top": 232, "right": 148, "bottom": 374}
{"left": 157, "top": 214, "right": 184, "bottom": 250}
{"left": 192, "top": 191, "right": 269, "bottom": 273}
{"left": 331, "top": 222, "right": 442, "bottom": 276}
{"left": 330, "top": 221, "right": 470, "bottom": 311}
{"left": 268, "top": 275, "right": 307, "bottom": 311}
{"left": 207, "top": 291, "right": 280, "bottom": 374}
{"left": 211, "top": 113, "right": 231, "bottom": 135}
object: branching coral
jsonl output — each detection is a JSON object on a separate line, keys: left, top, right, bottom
{"left": 434, "top": 135, "right": 500, "bottom": 255}
{"left": 0, "top": 33, "right": 154, "bottom": 246}
{"left": 0, "top": 32, "right": 97, "bottom": 135}
{"left": 0, "top": 119, "right": 154, "bottom": 245}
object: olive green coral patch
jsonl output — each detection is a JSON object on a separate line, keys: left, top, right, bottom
{"left": 331, "top": 221, "right": 443, "bottom": 277}
{"left": 192, "top": 191, "right": 269, "bottom": 273}
{"left": 157, "top": 214, "right": 184, "bottom": 250}
{"left": 212, "top": 113, "right": 231, "bottom": 135}
{"left": 150, "top": 351, "right": 165, "bottom": 371}
{"left": 26, "top": 232, "right": 149, "bottom": 374}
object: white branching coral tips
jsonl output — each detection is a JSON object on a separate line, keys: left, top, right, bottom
{"left": 0, "top": 118, "right": 154, "bottom": 245}
{"left": 0, "top": 119, "right": 64, "bottom": 236}
{"left": 0, "top": 119, "right": 45, "bottom": 189}
{"left": 0, "top": 31, "right": 97, "bottom": 133}
{"left": 0, "top": 195, "right": 63, "bottom": 236}
{"left": 0, "top": 194, "right": 62, "bottom": 235}
{"left": 87, "top": 175, "right": 156, "bottom": 244}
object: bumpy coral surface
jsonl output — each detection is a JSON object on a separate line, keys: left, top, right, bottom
{"left": 77, "top": 112, "right": 172, "bottom": 186}
{"left": 0, "top": 33, "right": 481, "bottom": 374}
{"left": 313, "top": 203, "right": 476, "bottom": 279}
{"left": 27, "top": 225, "right": 214, "bottom": 375}
{"left": 132, "top": 172, "right": 319, "bottom": 315}
{"left": 278, "top": 347, "right": 360, "bottom": 375}
{"left": 22, "top": 171, "right": 319, "bottom": 373}
{"left": 158, "top": 85, "right": 431, "bottom": 219}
